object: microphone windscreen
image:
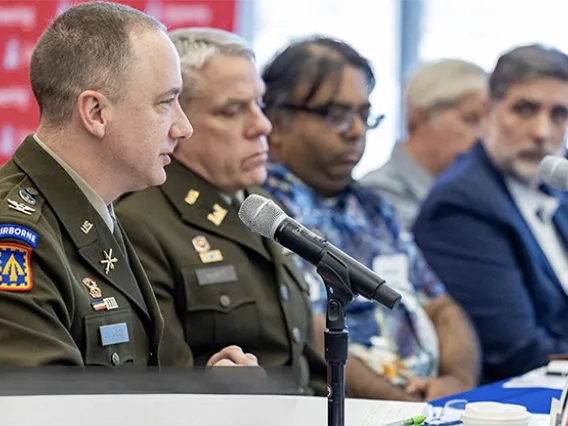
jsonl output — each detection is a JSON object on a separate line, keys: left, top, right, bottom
{"left": 238, "top": 194, "right": 286, "bottom": 238}
{"left": 539, "top": 155, "right": 568, "bottom": 190}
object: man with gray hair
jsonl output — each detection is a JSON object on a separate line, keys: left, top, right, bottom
{"left": 414, "top": 44, "right": 568, "bottom": 382}
{"left": 362, "top": 59, "right": 487, "bottom": 229}
{"left": 116, "top": 28, "right": 327, "bottom": 393}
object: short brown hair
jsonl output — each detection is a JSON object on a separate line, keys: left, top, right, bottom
{"left": 30, "top": 1, "right": 165, "bottom": 127}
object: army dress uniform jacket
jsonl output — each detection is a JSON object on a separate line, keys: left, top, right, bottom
{"left": 0, "top": 136, "right": 164, "bottom": 366}
{"left": 116, "top": 159, "right": 327, "bottom": 394}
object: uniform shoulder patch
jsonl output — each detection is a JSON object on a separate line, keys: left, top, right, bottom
{"left": 0, "top": 224, "right": 39, "bottom": 247}
{"left": 0, "top": 242, "right": 33, "bottom": 292}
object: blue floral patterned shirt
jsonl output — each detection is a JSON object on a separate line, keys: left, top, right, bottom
{"left": 263, "top": 162, "right": 446, "bottom": 385}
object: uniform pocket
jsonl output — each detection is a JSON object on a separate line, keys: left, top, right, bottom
{"left": 181, "top": 263, "right": 260, "bottom": 359}
{"left": 84, "top": 309, "right": 136, "bottom": 367}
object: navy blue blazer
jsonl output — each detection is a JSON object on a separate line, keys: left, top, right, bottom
{"left": 413, "top": 141, "right": 568, "bottom": 382}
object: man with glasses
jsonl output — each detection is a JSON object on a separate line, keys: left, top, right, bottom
{"left": 261, "top": 36, "right": 479, "bottom": 401}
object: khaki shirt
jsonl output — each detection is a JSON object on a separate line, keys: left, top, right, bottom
{"left": 116, "top": 159, "right": 327, "bottom": 394}
{"left": 0, "top": 135, "right": 164, "bottom": 366}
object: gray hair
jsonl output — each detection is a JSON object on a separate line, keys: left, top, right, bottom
{"left": 405, "top": 58, "right": 487, "bottom": 112}
{"left": 168, "top": 27, "right": 254, "bottom": 102}
{"left": 490, "top": 44, "right": 568, "bottom": 100}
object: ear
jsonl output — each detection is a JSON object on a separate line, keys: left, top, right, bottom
{"left": 76, "top": 90, "right": 110, "bottom": 139}
{"left": 406, "top": 106, "right": 429, "bottom": 133}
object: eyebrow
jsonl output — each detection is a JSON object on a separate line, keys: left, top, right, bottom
{"left": 158, "top": 87, "right": 182, "bottom": 98}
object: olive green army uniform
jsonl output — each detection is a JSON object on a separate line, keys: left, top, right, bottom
{"left": 116, "top": 159, "right": 327, "bottom": 394}
{"left": 0, "top": 135, "right": 164, "bottom": 366}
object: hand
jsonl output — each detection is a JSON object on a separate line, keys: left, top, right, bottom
{"left": 206, "top": 345, "right": 258, "bottom": 367}
{"left": 405, "top": 375, "right": 472, "bottom": 401}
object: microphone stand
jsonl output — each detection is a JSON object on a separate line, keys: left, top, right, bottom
{"left": 316, "top": 251, "right": 355, "bottom": 426}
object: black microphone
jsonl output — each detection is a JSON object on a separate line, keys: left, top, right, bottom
{"left": 238, "top": 194, "right": 401, "bottom": 309}
{"left": 539, "top": 155, "right": 568, "bottom": 190}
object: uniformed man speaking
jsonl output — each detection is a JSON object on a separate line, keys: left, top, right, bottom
{"left": 0, "top": 3, "right": 251, "bottom": 368}
{"left": 116, "top": 28, "right": 327, "bottom": 394}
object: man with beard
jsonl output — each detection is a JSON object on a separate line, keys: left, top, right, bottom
{"left": 414, "top": 44, "right": 568, "bottom": 382}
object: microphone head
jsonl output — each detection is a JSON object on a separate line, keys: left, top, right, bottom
{"left": 539, "top": 155, "right": 568, "bottom": 190}
{"left": 238, "top": 194, "right": 287, "bottom": 239}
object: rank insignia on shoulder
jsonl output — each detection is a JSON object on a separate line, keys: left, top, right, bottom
{"left": 199, "top": 249, "right": 223, "bottom": 264}
{"left": 0, "top": 224, "right": 39, "bottom": 248}
{"left": 185, "top": 189, "right": 200, "bottom": 205}
{"left": 207, "top": 204, "right": 227, "bottom": 226}
{"left": 192, "top": 236, "right": 211, "bottom": 253}
{"left": 0, "top": 243, "right": 32, "bottom": 292}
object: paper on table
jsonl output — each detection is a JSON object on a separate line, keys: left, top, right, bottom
{"left": 0, "top": 393, "right": 428, "bottom": 426}
{"left": 504, "top": 367, "right": 568, "bottom": 390}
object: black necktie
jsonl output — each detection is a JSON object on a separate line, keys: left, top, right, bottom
{"left": 112, "top": 216, "right": 129, "bottom": 260}
{"left": 231, "top": 196, "right": 242, "bottom": 211}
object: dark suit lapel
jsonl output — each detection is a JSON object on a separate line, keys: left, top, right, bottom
{"left": 553, "top": 202, "right": 568, "bottom": 250}
{"left": 13, "top": 136, "right": 150, "bottom": 321}
{"left": 160, "top": 160, "right": 271, "bottom": 262}
{"left": 476, "top": 143, "right": 566, "bottom": 290}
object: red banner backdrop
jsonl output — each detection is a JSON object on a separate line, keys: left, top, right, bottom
{"left": 0, "top": 0, "right": 238, "bottom": 164}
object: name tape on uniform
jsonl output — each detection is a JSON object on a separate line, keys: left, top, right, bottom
{"left": 99, "top": 322, "right": 130, "bottom": 347}
{"left": 195, "top": 265, "right": 238, "bottom": 285}
{"left": 0, "top": 224, "right": 39, "bottom": 247}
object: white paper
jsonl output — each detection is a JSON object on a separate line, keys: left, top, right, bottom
{"left": 0, "top": 394, "right": 427, "bottom": 426}
{"left": 504, "top": 367, "right": 568, "bottom": 390}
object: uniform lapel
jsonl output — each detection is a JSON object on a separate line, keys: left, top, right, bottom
{"left": 160, "top": 159, "right": 271, "bottom": 262}
{"left": 13, "top": 136, "right": 151, "bottom": 322}
{"left": 121, "top": 223, "right": 164, "bottom": 357}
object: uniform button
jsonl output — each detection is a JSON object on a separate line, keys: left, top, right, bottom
{"left": 292, "top": 327, "right": 302, "bottom": 343}
{"left": 111, "top": 352, "right": 120, "bottom": 365}
{"left": 280, "top": 284, "right": 289, "bottom": 301}
{"left": 219, "top": 295, "right": 231, "bottom": 308}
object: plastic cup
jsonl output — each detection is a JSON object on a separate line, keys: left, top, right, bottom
{"left": 460, "top": 402, "right": 531, "bottom": 426}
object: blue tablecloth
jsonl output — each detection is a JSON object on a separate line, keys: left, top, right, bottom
{"left": 431, "top": 380, "right": 562, "bottom": 414}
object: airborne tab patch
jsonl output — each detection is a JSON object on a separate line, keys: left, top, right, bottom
{"left": 0, "top": 243, "right": 32, "bottom": 292}
{"left": 0, "top": 224, "right": 39, "bottom": 247}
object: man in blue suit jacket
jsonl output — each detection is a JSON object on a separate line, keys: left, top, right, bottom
{"left": 413, "top": 44, "right": 568, "bottom": 382}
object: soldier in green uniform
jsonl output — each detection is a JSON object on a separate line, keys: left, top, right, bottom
{"left": 0, "top": 2, "right": 253, "bottom": 368}
{"left": 116, "top": 28, "right": 327, "bottom": 394}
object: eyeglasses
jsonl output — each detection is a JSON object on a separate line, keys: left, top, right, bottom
{"left": 280, "top": 102, "right": 385, "bottom": 133}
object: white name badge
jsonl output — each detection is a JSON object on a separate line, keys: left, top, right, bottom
{"left": 372, "top": 253, "right": 412, "bottom": 293}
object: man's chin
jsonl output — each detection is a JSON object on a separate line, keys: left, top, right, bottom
{"left": 510, "top": 160, "right": 541, "bottom": 184}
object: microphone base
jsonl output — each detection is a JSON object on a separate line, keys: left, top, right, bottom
{"left": 317, "top": 251, "right": 355, "bottom": 426}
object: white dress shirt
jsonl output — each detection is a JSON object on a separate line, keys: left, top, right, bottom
{"left": 507, "top": 177, "right": 568, "bottom": 294}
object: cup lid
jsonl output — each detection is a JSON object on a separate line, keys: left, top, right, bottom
{"left": 461, "top": 402, "right": 531, "bottom": 421}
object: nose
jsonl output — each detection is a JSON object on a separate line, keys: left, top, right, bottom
{"left": 342, "top": 113, "right": 366, "bottom": 143}
{"left": 247, "top": 105, "right": 272, "bottom": 139}
{"left": 533, "top": 113, "right": 553, "bottom": 143}
{"left": 171, "top": 103, "right": 193, "bottom": 140}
